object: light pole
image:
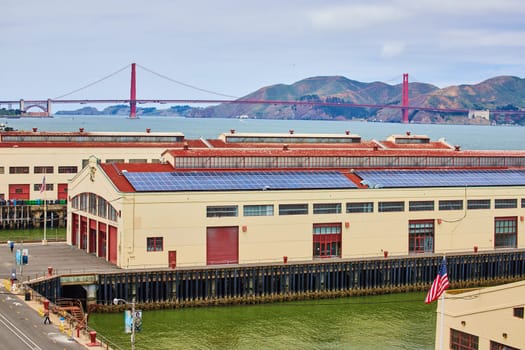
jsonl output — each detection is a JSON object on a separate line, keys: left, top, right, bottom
{"left": 113, "top": 298, "right": 136, "bottom": 350}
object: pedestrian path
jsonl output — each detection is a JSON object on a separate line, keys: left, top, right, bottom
{"left": 0, "top": 241, "right": 121, "bottom": 349}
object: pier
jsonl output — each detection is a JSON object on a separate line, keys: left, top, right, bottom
{"left": 28, "top": 249, "right": 525, "bottom": 312}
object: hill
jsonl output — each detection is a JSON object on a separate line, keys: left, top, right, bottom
{"left": 193, "top": 75, "right": 525, "bottom": 125}
{"left": 57, "top": 75, "right": 525, "bottom": 125}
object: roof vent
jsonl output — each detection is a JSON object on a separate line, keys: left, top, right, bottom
{"left": 454, "top": 145, "right": 461, "bottom": 151}
{"left": 79, "top": 128, "right": 84, "bottom": 133}
{"left": 345, "top": 130, "right": 350, "bottom": 135}
{"left": 32, "top": 128, "right": 38, "bottom": 132}
{"left": 406, "top": 131, "right": 411, "bottom": 136}
{"left": 230, "top": 129, "right": 235, "bottom": 134}
{"left": 183, "top": 142, "right": 189, "bottom": 150}
{"left": 146, "top": 128, "right": 151, "bottom": 133}
{"left": 289, "top": 129, "right": 294, "bottom": 134}
{"left": 373, "top": 145, "right": 379, "bottom": 151}
{"left": 283, "top": 144, "right": 289, "bottom": 151}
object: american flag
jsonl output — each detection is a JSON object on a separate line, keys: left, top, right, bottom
{"left": 425, "top": 257, "right": 450, "bottom": 304}
{"left": 40, "top": 176, "right": 46, "bottom": 193}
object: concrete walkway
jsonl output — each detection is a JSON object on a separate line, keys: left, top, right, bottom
{"left": 0, "top": 241, "right": 122, "bottom": 349}
{"left": 0, "top": 241, "right": 120, "bottom": 283}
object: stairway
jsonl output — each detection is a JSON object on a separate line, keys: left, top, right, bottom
{"left": 55, "top": 298, "right": 86, "bottom": 329}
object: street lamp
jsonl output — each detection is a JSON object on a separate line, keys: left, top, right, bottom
{"left": 113, "top": 298, "right": 136, "bottom": 350}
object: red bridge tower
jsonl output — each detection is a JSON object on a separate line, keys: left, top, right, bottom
{"left": 130, "top": 63, "right": 137, "bottom": 118}
{"left": 402, "top": 73, "right": 409, "bottom": 124}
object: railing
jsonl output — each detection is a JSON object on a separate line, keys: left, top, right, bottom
{"left": 28, "top": 250, "right": 525, "bottom": 311}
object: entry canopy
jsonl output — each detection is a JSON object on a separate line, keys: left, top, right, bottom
{"left": 123, "top": 170, "right": 357, "bottom": 192}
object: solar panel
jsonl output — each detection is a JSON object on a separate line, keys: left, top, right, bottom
{"left": 355, "top": 170, "right": 525, "bottom": 188}
{"left": 123, "top": 171, "right": 357, "bottom": 192}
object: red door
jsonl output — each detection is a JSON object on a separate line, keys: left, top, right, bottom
{"left": 168, "top": 251, "right": 176, "bottom": 269}
{"left": 71, "top": 213, "right": 78, "bottom": 246}
{"left": 98, "top": 222, "right": 107, "bottom": 258}
{"left": 89, "top": 219, "right": 97, "bottom": 253}
{"left": 108, "top": 226, "right": 118, "bottom": 264}
{"left": 57, "top": 184, "right": 68, "bottom": 201}
{"left": 80, "top": 217, "right": 88, "bottom": 250}
{"left": 9, "top": 184, "right": 30, "bottom": 200}
{"left": 206, "top": 226, "right": 239, "bottom": 265}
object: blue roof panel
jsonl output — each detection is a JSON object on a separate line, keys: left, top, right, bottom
{"left": 123, "top": 171, "right": 357, "bottom": 192}
{"left": 355, "top": 170, "right": 525, "bottom": 188}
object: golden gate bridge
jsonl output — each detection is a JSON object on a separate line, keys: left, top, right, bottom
{"left": 0, "top": 63, "right": 522, "bottom": 123}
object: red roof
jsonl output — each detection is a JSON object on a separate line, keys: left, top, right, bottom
{"left": 100, "top": 162, "right": 174, "bottom": 192}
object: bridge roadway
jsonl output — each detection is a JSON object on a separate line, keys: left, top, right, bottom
{"left": 0, "top": 241, "right": 120, "bottom": 349}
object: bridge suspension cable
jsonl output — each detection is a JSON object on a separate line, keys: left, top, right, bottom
{"left": 136, "top": 64, "right": 239, "bottom": 99}
{"left": 53, "top": 64, "right": 130, "bottom": 100}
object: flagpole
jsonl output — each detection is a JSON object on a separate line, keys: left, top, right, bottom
{"left": 439, "top": 292, "right": 445, "bottom": 350}
{"left": 43, "top": 194, "right": 47, "bottom": 245}
{"left": 41, "top": 175, "right": 47, "bottom": 245}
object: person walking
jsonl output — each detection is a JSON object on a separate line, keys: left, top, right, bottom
{"left": 43, "top": 309, "right": 51, "bottom": 324}
{"left": 8, "top": 240, "right": 14, "bottom": 253}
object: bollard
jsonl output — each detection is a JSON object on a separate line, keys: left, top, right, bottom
{"left": 87, "top": 331, "right": 99, "bottom": 346}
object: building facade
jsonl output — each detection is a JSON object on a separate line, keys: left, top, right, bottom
{"left": 437, "top": 280, "right": 525, "bottom": 350}
{"left": 65, "top": 132, "right": 525, "bottom": 269}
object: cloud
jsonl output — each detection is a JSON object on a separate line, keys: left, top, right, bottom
{"left": 440, "top": 30, "right": 525, "bottom": 48}
{"left": 308, "top": 4, "right": 407, "bottom": 30}
{"left": 381, "top": 42, "right": 406, "bottom": 58}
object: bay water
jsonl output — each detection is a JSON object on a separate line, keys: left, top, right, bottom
{"left": 89, "top": 292, "right": 435, "bottom": 350}
{"left": 4, "top": 115, "right": 525, "bottom": 150}
{"left": 7, "top": 115, "right": 523, "bottom": 349}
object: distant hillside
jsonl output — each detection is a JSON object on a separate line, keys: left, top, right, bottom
{"left": 193, "top": 75, "right": 525, "bottom": 125}
{"left": 57, "top": 75, "right": 525, "bottom": 125}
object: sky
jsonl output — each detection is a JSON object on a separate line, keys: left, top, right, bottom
{"left": 2, "top": 0, "right": 525, "bottom": 104}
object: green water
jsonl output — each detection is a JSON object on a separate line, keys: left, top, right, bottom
{"left": 89, "top": 292, "right": 436, "bottom": 350}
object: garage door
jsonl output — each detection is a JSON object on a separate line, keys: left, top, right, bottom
{"left": 206, "top": 226, "right": 239, "bottom": 265}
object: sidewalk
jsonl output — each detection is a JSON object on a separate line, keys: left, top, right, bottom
{"left": 3, "top": 278, "right": 111, "bottom": 349}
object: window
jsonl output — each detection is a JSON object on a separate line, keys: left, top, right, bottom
{"left": 147, "top": 237, "right": 163, "bottom": 252}
{"left": 409, "top": 201, "right": 434, "bottom": 211}
{"left": 105, "top": 159, "right": 125, "bottom": 163}
{"left": 34, "top": 166, "right": 54, "bottom": 174}
{"left": 9, "top": 166, "right": 29, "bottom": 174}
{"left": 490, "top": 341, "right": 519, "bottom": 350}
{"left": 513, "top": 306, "right": 524, "bottom": 319}
{"left": 313, "top": 223, "right": 341, "bottom": 258}
{"left": 409, "top": 220, "right": 434, "bottom": 254}
{"left": 88, "top": 193, "right": 97, "bottom": 215}
{"left": 243, "top": 205, "right": 274, "bottom": 216}
{"left": 439, "top": 200, "right": 463, "bottom": 211}
{"left": 378, "top": 201, "right": 404, "bottom": 212}
{"left": 522, "top": 198, "right": 525, "bottom": 208}
{"left": 207, "top": 205, "right": 238, "bottom": 217}
{"left": 0, "top": 167, "right": 4, "bottom": 174}
{"left": 34, "top": 183, "right": 53, "bottom": 191}
{"left": 467, "top": 200, "right": 490, "bottom": 210}
{"left": 279, "top": 204, "right": 308, "bottom": 216}
{"left": 98, "top": 197, "right": 107, "bottom": 218}
{"left": 313, "top": 203, "right": 341, "bottom": 214}
{"left": 346, "top": 202, "right": 373, "bottom": 213}
{"left": 450, "top": 329, "right": 478, "bottom": 350}
{"left": 58, "top": 166, "right": 78, "bottom": 174}
{"left": 129, "top": 159, "right": 148, "bottom": 163}
{"left": 108, "top": 205, "right": 118, "bottom": 222}
{"left": 494, "top": 199, "right": 517, "bottom": 209}
{"left": 494, "top": 217, "right": 517, "bottom": 248}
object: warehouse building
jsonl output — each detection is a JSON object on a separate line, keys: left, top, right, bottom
{"left": 66, "top": 132, "right": 525, "bottom": 268}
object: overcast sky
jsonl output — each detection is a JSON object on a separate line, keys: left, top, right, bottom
{"left": 2, "top": 0, "right": 525, "bottom": 102}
